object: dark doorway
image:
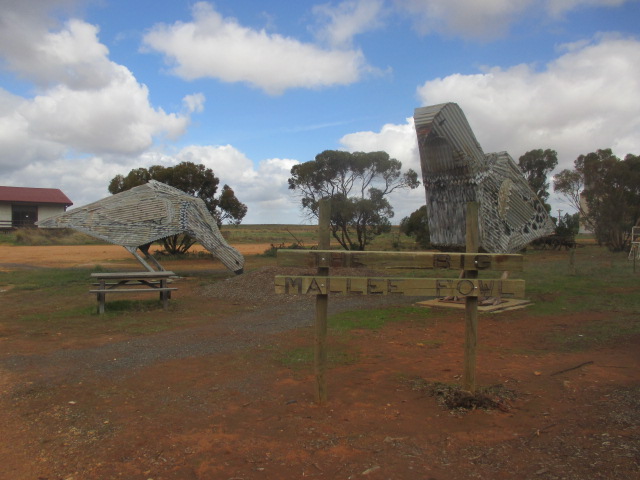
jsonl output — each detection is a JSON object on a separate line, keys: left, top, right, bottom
{"left": 12, "top": 205, "right": 38, "bottom": 227}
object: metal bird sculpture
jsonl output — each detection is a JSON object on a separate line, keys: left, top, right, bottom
{"left": 414, "top": 102, "right": 554, "bottom": 253}
{"left": 37, "top": 180, "right": 244, "bottom": 274}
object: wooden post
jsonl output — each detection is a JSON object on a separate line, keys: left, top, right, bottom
{"left": 98, "top": 278, "right": 106, "bottom": 315}
{"left": 315, "top": 198, "right": 331, "bottom": 404}
{"left": 463, "top": 202, "right": 479, "bottom": 393}
{"left": 569, "top": 246, "right": 577, "bottom": 276}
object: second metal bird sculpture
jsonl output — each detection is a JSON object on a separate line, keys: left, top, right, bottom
{"left": 38, "top": 180, "right": 245, "bottom": 274}
{"left": 414, "top": 102, "right": 554, "bottom": 253}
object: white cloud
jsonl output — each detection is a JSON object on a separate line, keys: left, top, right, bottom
{"left": 312, "top": 0, "right": 386, "bottom": 48}
{"left": 176, "top": 145, "right": 255, "bottom": 183}
{"left": 339, "top": 119, "right": 425, "bottom": 222}
{"left": 545, "top": 0, "right": 631, "bottom": 18}
{"left": 169, "top": 145, "right": 301, "bottom": 223}
{"left": 183, "top": 93, "right": 205, "bottom": 114}
{"left": 4, "top": 142, "right": 303, "bottom": 224}
{"left": 395, "top": 0, "right": 636, "bottom": 39}
{"left": 0, "top": 3, "right": 196, "bottom": 173}
{"left": 338, "top": 34, "right": 640, "bottom": 219}
{"left": 0, "top": 2, "right": 114, "bottom": 90}
{"left": 416, "top": 34, "right": 640, "bottom": 169}
{"left": 340, "top": 119, "right": 419, "bottom": 171}
{"left": 4, "top": 155, "right": 134, "bottom": 207}
{"left": 396, "top": 0, "right": 534, "bottom": 39}
{"left": 18, "top": 67, "right": 189, "bottom": 156}
{"left": 142, "top": 1, "right": 371, "bottom": 95}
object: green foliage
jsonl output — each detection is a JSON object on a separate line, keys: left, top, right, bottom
{"left": 517, "top": 149, "right": 558, "bottom": 211}
{"left": 260, "top": 242, "right": 307, "bottom": 257}
{"left": 400, "top": 205, "right": 431, "bottom": 248}
{"left": 555, "top": 212, "right": 580, "bottom": 237}
{"left": 276, "top": 306, "right": 438, "bottom": 372}
{"left": 276, "top": 346, "right": 359, "bottom": 371}
{"left": 0, "top": 268, "right": 90, "bottom": 291}
{"left": 288, "top": 150, "right": 420, "bottom": 250}
{"left": 549, "top": 314, "right": 640, "bottom": 352}
{"left": 5, "top": 228, "right": 103, "bottom": 246}
{"left": 554, "top": 149, "right": 640, "bottom": 251}
{"left": 221, "top": 224, "right": 318, "bottom": 245}
{"left": 109, "top": 161, "right": 247, "bottom": 254}
{"left": 329, "top": 306, "right": 436, "bottom": 332}
{"left": 522, "top": 246, "right": 640, "bottom": 316}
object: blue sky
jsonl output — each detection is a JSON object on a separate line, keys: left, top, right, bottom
{"left": 1, "top": 0, "right": 639, "bottom": 224}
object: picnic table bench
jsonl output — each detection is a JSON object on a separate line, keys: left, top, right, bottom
{"left": 90, "top": 271, "right": 177, "bottom": 314}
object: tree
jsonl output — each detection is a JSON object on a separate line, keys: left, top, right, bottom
{"left": 517, "top": 149, "right": 558, "bottom": 212}
{"left": 555, "top": 212, "right": 580, "bottom": 237}
{"left": 400, "top": 205, "right": 430, "bottom": 249}
{"left": 109, "top": 161, "right": 247, "bottom": 254}
{"left": 554, "top": 149, "right": 640, "bottom": 251}
{"left": 289, "top": 150, "right": 420, "bottom": 250}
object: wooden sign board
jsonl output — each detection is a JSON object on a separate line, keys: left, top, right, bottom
{"left": 275, "top": 276, "right": 525, "bottom": 299}
{"left": 277, "top": 250, "right": 523, "bottom": 272}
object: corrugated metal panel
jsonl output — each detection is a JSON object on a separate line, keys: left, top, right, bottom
{"left": 37, "top": 180, "right": 244, "bottom": 273}
{"left": 414, "top": 103, "right": 554, "bottom": 253}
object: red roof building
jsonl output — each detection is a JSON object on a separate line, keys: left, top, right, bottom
{"left": 0, "top": 186, "right": 73, "bottom": 228}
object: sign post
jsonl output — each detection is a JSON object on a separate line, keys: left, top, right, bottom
{"left": 315, "top": 198, "right": 330, "bottom": 405}
{"left": 463, "top": 202, "right": 479, "bottom": 393}
{"left": 275, "top": 225, "right": 526, "bottom": 403}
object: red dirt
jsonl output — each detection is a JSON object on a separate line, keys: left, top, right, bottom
{"left": 0, "top": 245, "right": 638, "bottom": 479}
{"left": 0, "top": 243, "right": 272, "bottom": 270}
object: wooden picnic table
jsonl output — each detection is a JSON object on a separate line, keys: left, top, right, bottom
{"left": 90, "top": 271, "right": 177, "bottom": 314}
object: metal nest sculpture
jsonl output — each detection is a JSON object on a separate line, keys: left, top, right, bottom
{"left": 414, "top": 102, "right": 554, "bottom": 253}
{"left": 38, "top": 180, "right": 244, "bottom": 274}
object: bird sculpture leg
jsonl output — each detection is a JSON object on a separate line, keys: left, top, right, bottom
{"left": 480, "top": 270, "right": 509, "bottom": 306}
{"left": 138, "top": 243, "right": 166, "bottom": 271}
{"left": 440, "top": 269, "right": 465, "bottom": 303}
{"left": 124, "top": 246, "right": 158, "bottom": 272}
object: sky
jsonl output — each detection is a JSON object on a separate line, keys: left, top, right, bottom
{"left": 1, "top": 0, "right": 639, "bottom": 225}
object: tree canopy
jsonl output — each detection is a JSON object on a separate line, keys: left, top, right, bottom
{"left": 109, "top": 161, "right": 247, "bottom": 254}
{"left": 517, "top": 148, "right": 558, "bottom": 212}
{"left": 400, "top": 205, "right": 430, "bottom": 249}
{"left": 554, "top": 149, "right": 640, "bottom": 251}
{"left": 555, "top": 212, "right": 580, "bottom": 238}
{"left": 289, "top": 150, "right": 420, "bottom": 250}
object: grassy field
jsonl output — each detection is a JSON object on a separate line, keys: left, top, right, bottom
{"left": 1, "top": 235, "right": 637, "bottom": 343}
{"left": 0, "top": 224, "right": 418, "bottom": 251}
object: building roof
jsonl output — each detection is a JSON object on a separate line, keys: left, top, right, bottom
{"left": 0, "top": 186, "right": 73, "bottom": 206}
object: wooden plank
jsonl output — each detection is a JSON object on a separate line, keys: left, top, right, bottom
{"left": 92, "top": 281, "right": 170, "bottom": 286}
{"left": 277, "top": 250, "right": 522, "bottom": 272}
{"left": 90, "top": 288, "right": 177, "bottom": 293}
{"left": 91, "top": 271, "right": 175, "bottom": 279}
{"left": 275, "top": 276, "right": 525, "bottom": 298}
{"left": 417, "top": 298, "right": 532, "bottom": 312}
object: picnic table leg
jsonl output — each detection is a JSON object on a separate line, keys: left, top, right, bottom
{"left": 98, "top": 279, "right": 106, "bottom": 314}
{"left": 160, "top": 278, "right": 169, "bottom": 309}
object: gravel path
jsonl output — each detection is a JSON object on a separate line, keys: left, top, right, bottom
{"left": 2, "top": 267, "right": 418, "bottom": 393}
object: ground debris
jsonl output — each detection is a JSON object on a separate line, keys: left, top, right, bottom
{"left": 410, "top": 378, "right": 516, "bottom": 412}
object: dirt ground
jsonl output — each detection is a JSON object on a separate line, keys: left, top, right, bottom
{"left": 0, "top": 245, "right": 638, "bottom": 479}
